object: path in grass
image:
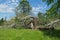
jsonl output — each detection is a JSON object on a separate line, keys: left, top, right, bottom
{"left": 0, "top": 29, "right": 60, "bottom": 40}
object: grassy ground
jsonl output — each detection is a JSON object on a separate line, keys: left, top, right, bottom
{"left": 0, "top": 29, "right": 60, "bottom": 40}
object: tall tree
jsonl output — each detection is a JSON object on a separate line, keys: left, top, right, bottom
{"left": 38, "top": 12, "right": 48, "bottom": 25}
{"left": 16, "top": 0, "right": 31, "bottom": 15}
{"left": 0, "top": 18, "right": 4, "bottom": 25}
{"left": 42, "top": 0, "right": 60, "bottom": 19}
{"left": 15, "top": 0, "right": 32, "bottom": 20}
{"left": 42, "top": 0, "right": 60, "bottom": 12}
{"left": 15, "top": 0, "right": 32, "bottom": 28}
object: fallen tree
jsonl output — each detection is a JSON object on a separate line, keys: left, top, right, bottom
{"left": 46, "top": 19, "right": 60, "bottom": 26}
{"left": 37, "top": 19, "right": 60, "bottom": 30}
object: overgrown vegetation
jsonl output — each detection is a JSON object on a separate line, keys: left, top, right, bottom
{"left": 0, "top": 0, "right": 60, "bottom": 40}
{"left": 0, "top": 0, "right": 60, "bottom": 28}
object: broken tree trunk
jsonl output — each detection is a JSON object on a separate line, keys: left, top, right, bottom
{"left": 37, "top": 19, "right": 60, "bottom": 30}
{"left": 46, "top": 19, "right": 60, "bottom": 26}
{"left": 26, "top": 17, "right": 37, "bottom": 30}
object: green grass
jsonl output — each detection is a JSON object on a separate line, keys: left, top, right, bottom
{"left": 0, "top": 29, "right": 60, "bottom": 40}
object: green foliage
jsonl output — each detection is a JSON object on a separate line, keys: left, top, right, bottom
{"left": 15, "top": 0, "right": 32, "bottom": 28}
{"left": 42, "top": 0, "right": 54, "bottom": 5}
{"left": 42, "top": 0, "right": 60, "bottom": 17}
{"left": 38, "top": 12, "right": 49, "bottom": 25}
{"left": 0, "top": 18, "right": 4, "bottom": 25}
{"left": 17, "top": 0, "right": 31, "bottom": 14}
{"left": 38, "top": 12, "right": 44, "bottom": 23}
{"left": 45, "top": 2, "right": 59, "bottom": 20}
{"left": 42, "top": 0, "right": 60, "bottom": 22}
{"left": 57, "top": 0, "right": 60, "bottom": 8}
{"left": 15, "top": 0, "right": 32, "bottom": 20}
{"left": 38, "top": 12, "right": 43, "bottom": 18}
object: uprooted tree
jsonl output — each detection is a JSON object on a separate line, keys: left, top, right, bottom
{"left": 15, "top": 0, "right": 37, "bottom": 29}
{"left": 12, "top": 0, "right": 60, "bottom": 29}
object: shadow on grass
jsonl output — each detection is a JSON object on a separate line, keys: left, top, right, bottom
{"left": 40, "top": 29, "right": 60, "bottom": 38}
